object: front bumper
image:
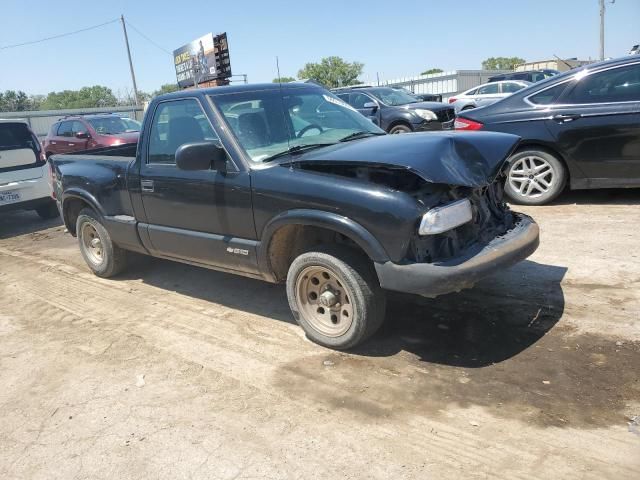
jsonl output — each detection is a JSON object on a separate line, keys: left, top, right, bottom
{"left": 375, "top": 213, "right": 539, "bottom": 298}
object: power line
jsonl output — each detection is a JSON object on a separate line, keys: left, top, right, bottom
{"left": 125, "top": 20, "right": 173, "bottom": 56}
{"left": 0, "top": 18, "right": 119, "bottom": 51}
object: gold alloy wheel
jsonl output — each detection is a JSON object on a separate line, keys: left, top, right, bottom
{"left": 295, "top": 265, "right": 355, "bottom": 337}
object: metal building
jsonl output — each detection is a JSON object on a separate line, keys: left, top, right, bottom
{"left": 381, "top": 70, "right": 511, "bottom": 102}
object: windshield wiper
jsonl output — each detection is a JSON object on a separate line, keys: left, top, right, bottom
{"left": 262, "top": 143, "right": 334, "bottom": 163}
{"left": 339, "top": 131, "right": 384, "bottom": 142}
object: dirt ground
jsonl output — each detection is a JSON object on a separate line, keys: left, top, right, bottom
{"left": 1, "top": 189, "right": 639, "bottom": 479}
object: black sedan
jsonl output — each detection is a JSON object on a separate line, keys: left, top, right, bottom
{"left": 455, "top": 56, "right": 640, "bottom": 205}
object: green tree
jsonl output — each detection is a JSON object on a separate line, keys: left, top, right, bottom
{"left": 29, "top": 94, "right": 45, "bottom": 111}
{"left": 272, "top": 76, "right": 297, "bottom": 83}
{"left": 40, "top": 86, "right": 118, "bottom": 110}
{"left": 152, "top": 83, "right": 180, "bottom": 97}
{"left": 421, "top": 68, "right": 443, "bottom": 75}
{"left": 116, "top": 88, "right": 150, "bottom": 106}
{"left": 0, "top": 90, "right": 33, "bottom": 112}
{"left": 482, "top": 57, "right": 526, "bottom": 70}
{"left": 297, "top": 56, "right": 364, "bottom": 89}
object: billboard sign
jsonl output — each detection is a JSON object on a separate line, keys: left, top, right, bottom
{"left": 173, "top": 33, "right": 231, "bottom": 88}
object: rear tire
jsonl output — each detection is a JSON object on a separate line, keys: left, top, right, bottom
{"left": 76, "top": 208, "right": 128, "bottom": 278}
{"left": 35, "top": 201, "right": 59, "bottom": 220}
{"left": 286, "top": 245, "right": 386, "bottom": 350}
{"left": 388, "top": 124, "right": 412, "bottom": 134}
{"left": 504, "top": 149, "right": 566, "bottom": 205}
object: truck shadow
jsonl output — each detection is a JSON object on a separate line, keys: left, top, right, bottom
{"left": 353, "top": 260, "right": 567, "bottom": 367}
{"left": 124, "top": 256, "right": 566, "bottom": 368}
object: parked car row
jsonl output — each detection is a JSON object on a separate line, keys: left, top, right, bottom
{"left": 43, "top": 113, "right": 141, "bottom": 157}
{"left": 1, "top": 114, "right": 141, "bottom": 219}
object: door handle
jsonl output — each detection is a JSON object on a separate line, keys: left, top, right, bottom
{"left": 552, "top": 113, "right": 581, "bottom": 123}
{"left": 141, "top": 180, "right": 154, "bottom": 192}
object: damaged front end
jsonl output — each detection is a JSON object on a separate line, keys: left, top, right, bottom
{"left": 410, "top": 179, "right": 515, "bottom": 263}
{"left": 291, "top": 131, "right": 539, "bottom": 297}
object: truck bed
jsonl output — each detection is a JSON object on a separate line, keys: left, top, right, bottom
{"left": 64, "top": 143, "right": 137, "bottom": 160}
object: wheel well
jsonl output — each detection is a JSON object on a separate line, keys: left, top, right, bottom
{"left": 63, "top": 197, "right": 92, "bottom": 236}
{"left": 513, "top": 143, "right": 570, "bottom": 183}
{"left": 266, "top": 225, "right": 372, "bottom": 282}
{"left": 387, "top": 120, "right": 412, "bottom": 132}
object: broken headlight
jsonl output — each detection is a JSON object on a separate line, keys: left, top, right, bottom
{"left": 419, "top": 198, "right": 473, "bottom": 235}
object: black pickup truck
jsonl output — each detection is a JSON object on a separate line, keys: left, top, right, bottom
{"left": 50, "top": 82, "right": 539, "bottom": 349}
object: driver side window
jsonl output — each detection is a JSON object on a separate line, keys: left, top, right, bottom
{"left": 477, "top": 84, "right": 499, "bottom": 95}
{"left": 350, "top": 93, "right": 374, "bottom": 109}
{"left": 148, "top": 99, "right": 217, "bottom": 165}
{"left": 564, "top": 64, "right": 640, "bottom": 104}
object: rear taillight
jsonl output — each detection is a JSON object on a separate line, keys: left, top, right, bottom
{"left": 48, "top": 160, "right": 56, "bottom": 199}
{"left": 454, "top": 118, "right": 483, "bottom": 130}
{"left": 448, "top": 97, "right": 457, "bottom": 104}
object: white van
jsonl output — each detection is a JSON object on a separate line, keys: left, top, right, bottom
{"left": 0, "top": 119, "right": 57, "bottom": 218}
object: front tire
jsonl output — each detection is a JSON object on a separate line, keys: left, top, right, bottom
{"left": 286, "top": 245, "right": 386, "bottom": 350}
{"left": 76, "top": 208, "right": 128, "bottom": 278}
{"left": 35, "top": 201, "right": 59, "bottom": 220}
{"left": 388, "top": 124, "right": 412, "bottom": 134}
{"left": 504, "top": 149, "right": 566, "bottom": 205}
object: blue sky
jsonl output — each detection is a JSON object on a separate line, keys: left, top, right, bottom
{"left": 1, "top": 0, "right": 638, "bottom": 95}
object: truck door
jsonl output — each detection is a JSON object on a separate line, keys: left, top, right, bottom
{"left": 138, "top": 97, "right": 259, "bottom": 274}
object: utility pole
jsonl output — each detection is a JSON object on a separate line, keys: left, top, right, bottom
{"left": 120, "top": 15, "right": 140, "bottom": 106}
{"left": 599, "top": 0, "right": 615, "bottom": 61}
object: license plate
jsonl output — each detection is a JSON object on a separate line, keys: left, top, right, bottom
{"left": 0, "top": 190, "right": 21, "bottom": 205}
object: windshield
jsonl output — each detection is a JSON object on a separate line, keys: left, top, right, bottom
{"left": 366, "top": 87, "right": 419, "bottom": 106}
{"left": 211, "top": 88, "right": 384, "bottom": 162}
{"left": 88, "top": 117, "right": 140, "bottom": 135}
{"left": 121, "top": 117, "right": 142, "bottom": 131}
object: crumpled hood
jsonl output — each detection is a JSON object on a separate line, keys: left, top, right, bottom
{"left": 294, "top": 131, "right": 521, "bottom": 188}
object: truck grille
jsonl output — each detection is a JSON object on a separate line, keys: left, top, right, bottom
{"left": 409, "top": 181, "right": 514, "bottom": 263}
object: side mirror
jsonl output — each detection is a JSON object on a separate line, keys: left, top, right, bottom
{"left": 363, "top": 101, "right": 378, "bottom": 112}
{"left": 175, "top": 141, "right": 227, "bottom": 172}
{"left": 76, "top": 131, "right": 90, "bottom": 139}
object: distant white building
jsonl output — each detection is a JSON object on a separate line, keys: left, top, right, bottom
{"left": 381, "top": 70, "right": 510, "bottom": 102}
